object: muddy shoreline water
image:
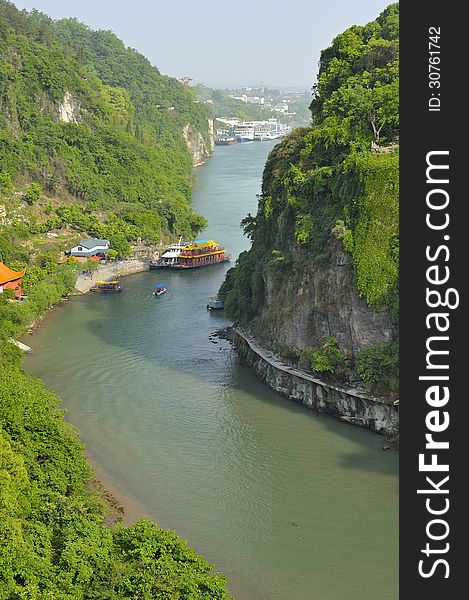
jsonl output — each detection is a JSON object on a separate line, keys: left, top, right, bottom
{"left": 21, "top": 266, "right": 155, "bottom": 526}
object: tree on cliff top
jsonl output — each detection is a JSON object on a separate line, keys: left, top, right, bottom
{"left": 310, "top": 3, "right": 399, "bottom": 147}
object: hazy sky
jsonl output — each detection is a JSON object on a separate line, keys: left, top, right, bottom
{"left": 13, "top": 0, "right": 392, "bottom": 88}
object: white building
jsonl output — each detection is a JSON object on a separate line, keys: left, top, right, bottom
{"left": 230, "top": 94, "right": 265, "bottom": 105}
{"left": 229, "top": 95, "right": 246, "bottom": 102}
{"left": 69, "top": 239, "right": 110, "bottom": 258}
{"left": 246, "top": 96, "right": 265, "bottom": 105}
{"left": 216, "top": 117, "right": 240, "bottom": 127}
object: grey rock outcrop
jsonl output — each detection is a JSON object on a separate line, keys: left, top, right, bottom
{"left": 256, "top": 239, "right": 393, "bottom": 358}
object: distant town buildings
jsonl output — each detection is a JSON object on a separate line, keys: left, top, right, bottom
{"left": 192, "top": 81, "right": 309, "bottom": 129}
{"left": 246, "top": 96, "right": 264, "bottom": 105}
{"left": 216, "top": 118, "right": 293, "bottom": 142}
{"left": 217, "top": 117, "right": 241, "bottom": 127}
{"left": 229, "top": 94, "right": 265, "bottom": 105}
{"left": 230, "top": 94, "right": 265, "bottom": 105}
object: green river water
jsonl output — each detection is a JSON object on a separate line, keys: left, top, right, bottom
{"left": 24, "top": 140, "right": 398, "bottom": 600}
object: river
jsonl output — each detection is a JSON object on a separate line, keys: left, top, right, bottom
{"left": 24, "top": 140, "right": 398, "bottom": 600}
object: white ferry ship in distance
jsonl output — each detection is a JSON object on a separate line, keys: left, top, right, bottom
{"left": 150, "top": 236, "right": 187, "bottom": 269}
{"left": 253, "top": 118, "right": 281, "bottom": 141}
{"left": 254, "top": 124, "right": 270, "bottom": 140}
{"left": 254, "top": 129, "right": 280, "bottom": 141}
{"left": 234, "top": 124, "right": 255, "bottom": 142}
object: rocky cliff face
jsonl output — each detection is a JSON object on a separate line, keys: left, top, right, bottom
{"left": 256, "top": 238, "right": 393, "bottom": 357}
{"left": 58, "top": 91, "right": 81, "bottom": 124}
{"left": 183, "top": 120, "right": 214, "bottom": 167}
{"left": 219, "top": 134, "right": 399, "bottom": 404}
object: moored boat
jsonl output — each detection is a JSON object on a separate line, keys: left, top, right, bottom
{"left": 150, "top": 237, "right": 187, "bottom": 269}
{"left": 254, "top": 130, "right": 280, "bottom": 141}
{"left": 91, "top": 278, "right": 122, "bottom": 292}
{"left": 233, "top": 124, "right": 255, "bottom": 142}
{"left": 207, "top": 297, "right": 223, "bottom": 310}
{"left": 215, "top": 137, "right": 237, "bottom": 145}
{"left": 172, "top": 239, "right": 230, "bottom": 269}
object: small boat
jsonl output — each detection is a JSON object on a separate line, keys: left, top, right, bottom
{"left": 91, "top": 278, "right": 122, "bottom": 292}
{"left": 215, "top": 137, "right": 238, "bottom": 146}
{"left": 153, "top": 283, "right": 166, "bottom": 296}
{"left": 207, "top": 297, "right": 223, "bottom": 310}
{"left": 254, "top": 130, "right": 280, "bottom": 141}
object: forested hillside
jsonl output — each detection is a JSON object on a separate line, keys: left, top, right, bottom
{"left": 1, "top": 2, "right": 230, "bottom": 596}
{"left": 0, "top": 0, "right": 211, "bottom": 266}
{"left": 220, "top": 4, "right": 399, "bottom": 395}
{"left": 0, "top": 0, "right": 213, "bottom": 350}
{"left": 0, "top": 354, "right": 230, "bottom": 598}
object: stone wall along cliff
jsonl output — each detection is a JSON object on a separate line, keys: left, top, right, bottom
{"left": 233, "top": 328, "right": 398, "bottom": 436}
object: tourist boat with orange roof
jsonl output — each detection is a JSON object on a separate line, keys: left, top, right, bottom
{"left": 172, "top": 239, "right": 230, "bottom": 269}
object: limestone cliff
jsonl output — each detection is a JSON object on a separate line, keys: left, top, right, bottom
{"left": 232, "top": 329, "right": 398, "bottom": 436}
{"left": 257, "top": 237, "right": 393, "bottom": 358}
{"left": 0, "top": 4, "right": 215, "bottom": 254}
{"left": 220, "top": 132, "right": 399, "bottom": 401}
{"left": 58, "top": 91, "right": 81, "bottom": 124}
{"left": 183, "top": 120, "right": 214, "bottom": 167}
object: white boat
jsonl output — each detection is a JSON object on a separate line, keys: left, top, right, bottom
{"left": 153, "top": 284, "right": 167, "bottom": 296}
{"left": 234, "top": 125, "right": 255, "bottom": 142}
{"left": 254, "top": 126, "right": 269, "bottom": 141}
{"left": 254, "top": 130, "right": 280, "bottom": 141}
{"left": 150, "top": 237, "right": 187, "bottom": 268}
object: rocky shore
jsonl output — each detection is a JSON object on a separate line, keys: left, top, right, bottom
{"left": 228, "top": 327, "right": 399, "bottom": 437}
{"left": 73, "top": 258, "right": 150, "bottom": 294}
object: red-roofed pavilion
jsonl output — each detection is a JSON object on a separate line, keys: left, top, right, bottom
{"left": 0, "top": 262, "right": 25, "bottom": 298}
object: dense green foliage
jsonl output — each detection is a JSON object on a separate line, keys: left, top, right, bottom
{"left": 53, "top": 18, "right": 212, "bottom": 149}
{"left": 1, "top": 2, "right": 231, "bottom": 595}
{"left": 357, "top": 340, "right": 399, "bottom": 393}
{"left": 0, "top": 0, "right": 210, "bottom": 248}
{"left": 0, "top": 364, "right": 230, "bottom": 598}
{"left": 310, "top": 4, "right": 398, "bottom": 147}
{"left": 339, "top": 152, "right": 399, "bottom": 307}
{"left": 0, "top": 259, "right": 231, "bottom": 596}
{"left": 220, "top": 4, "right": 399, "bottom": 392}
{"left": 299, "top": 337, "right": 350, "bottom": 379}
{"left": 24, "top": 182, "right": 42, "bottom": 203}
{"left": 24, "top": 202, "right": 205, "bottom": 257}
